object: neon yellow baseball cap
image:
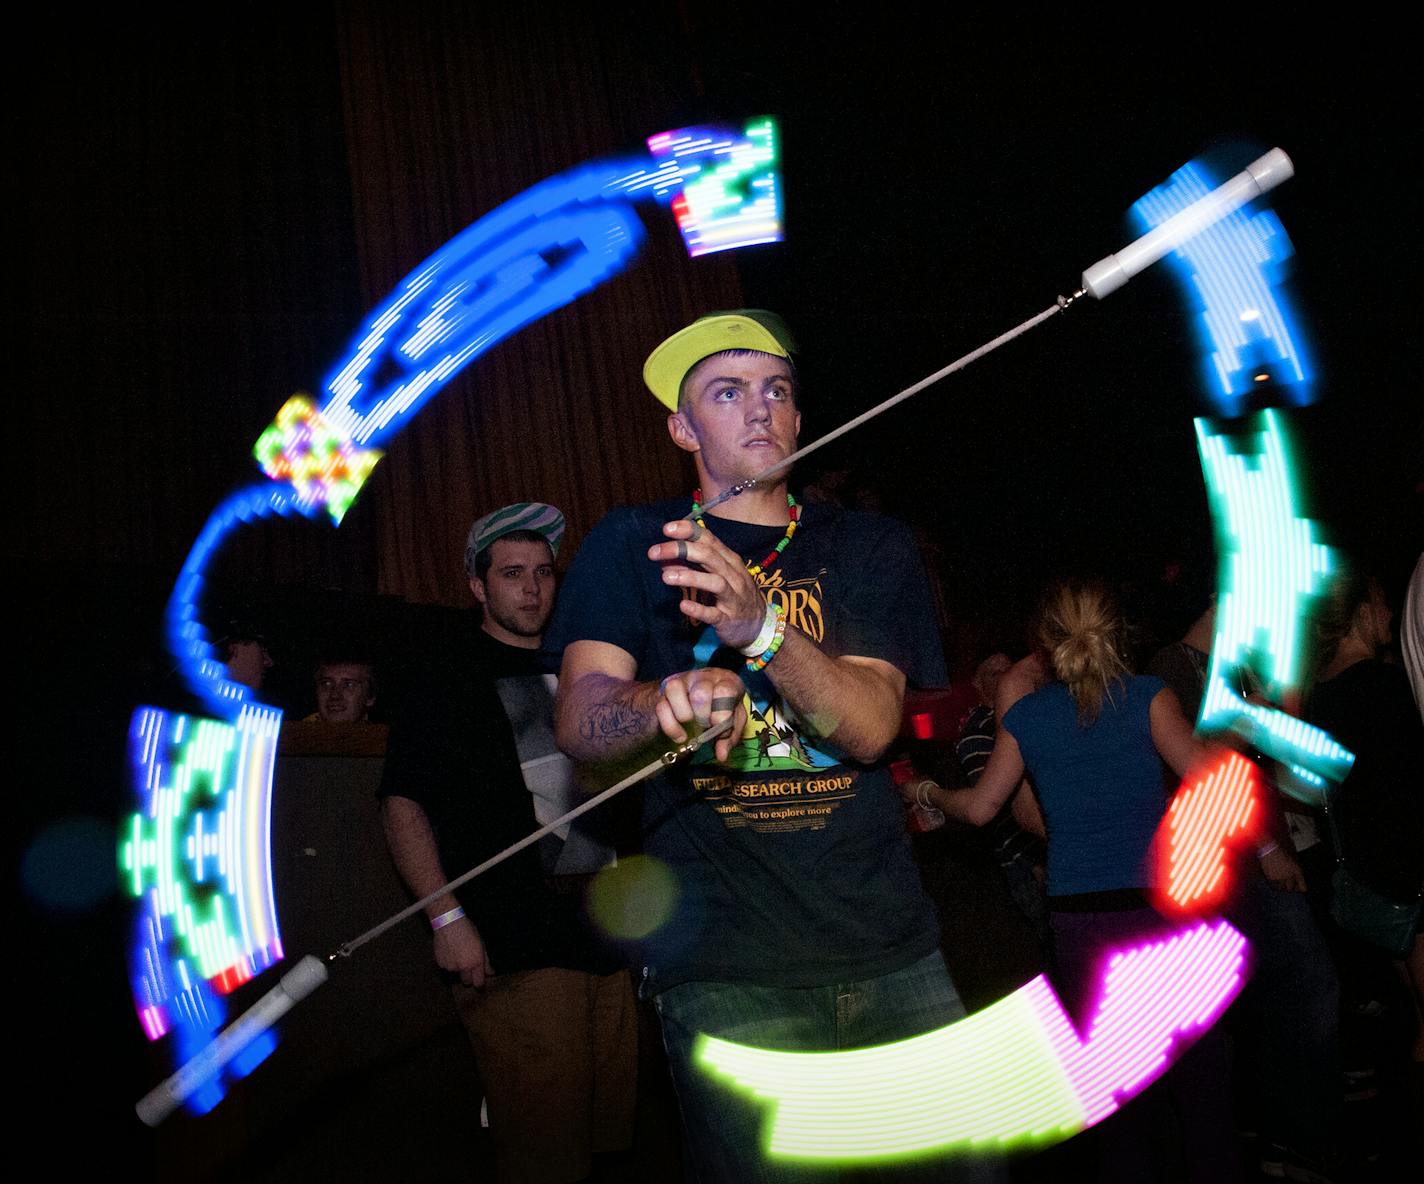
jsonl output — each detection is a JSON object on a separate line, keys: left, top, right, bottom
{"left": 642, "top": 309, "right": 796, "bottom": 411}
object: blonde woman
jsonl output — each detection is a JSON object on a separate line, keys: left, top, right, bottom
{"left": 919, "top": 578, "right": 1235, "bottom": 1182}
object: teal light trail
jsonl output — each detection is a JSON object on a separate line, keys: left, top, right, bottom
{"left": 1195, "top": 411, "right": 1354, "bottom": 801}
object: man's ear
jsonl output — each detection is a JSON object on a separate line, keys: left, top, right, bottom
{"left": 469, "top": 576, "right": 487, "bottom": 605}
{"left": 667, "top": 410, "right": 700, "bottom": 455}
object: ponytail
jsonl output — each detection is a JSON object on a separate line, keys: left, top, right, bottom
{"left": 1038, "top": 579, "right": 1129, "bottom": 723}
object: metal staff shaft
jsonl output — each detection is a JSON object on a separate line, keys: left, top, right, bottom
{"left": 695, "top": 297, "right": 1072, "bottom": 517}
{"left": 137, "top": 144, "right": 1299, "bottom": 1126}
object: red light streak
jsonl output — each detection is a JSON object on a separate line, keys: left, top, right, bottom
{"left": 1154, "top": 751, "right": 1260, "bottom": 914}
{"left": 213, "top": 962, "right": 254, "bottom": 995}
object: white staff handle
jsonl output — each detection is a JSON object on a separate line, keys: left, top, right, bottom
{"left": 135, "top": 954, "right": 329, "bottom": 1127}
{"left": 1081, "top": 148, "right": 1294, "bottom": 299}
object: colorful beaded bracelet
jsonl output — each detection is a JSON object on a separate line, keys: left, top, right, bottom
{"left": 745, "top": 602, "right": 788, "bottom": 672}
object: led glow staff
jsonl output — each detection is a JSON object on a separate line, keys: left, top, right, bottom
{"left": 135, "top": 721, "right": 732, "bottom": 1126}
{"left": 135, "top": 954, "right": 330, "bottom": 1127}
{"left": 695, "top": 148, "right": 1298, "bottom": 520}
{"left": 1132, "top": 159, "right": 1309, "bottom": 414}
{"left": 1080, "top": 149, "right": 1294, "bottom": 298}
{"left": 130, "top": 139, "right": 1320, "bottom": 1154}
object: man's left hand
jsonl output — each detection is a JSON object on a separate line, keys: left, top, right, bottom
{"left": 649, "top": 518, "right": 768, "bottom": 651}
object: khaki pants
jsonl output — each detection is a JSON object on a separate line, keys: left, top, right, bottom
{"left": 454, "top": 966, "right": 637, "bottom": 1184}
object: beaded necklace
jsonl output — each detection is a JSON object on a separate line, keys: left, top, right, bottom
{"left": 689, "top": 489, "right": 799, "bottom": 578}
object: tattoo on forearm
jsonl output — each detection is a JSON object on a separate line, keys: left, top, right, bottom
{"left": 578, "top": 702, "right": 648, "bottom": 745}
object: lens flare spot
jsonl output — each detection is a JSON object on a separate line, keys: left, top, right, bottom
{"left": 589, "top": 854, "right": 678, "bottom": 940}
{"left": 23, "top": 816, "right": 116, "bottom": 912}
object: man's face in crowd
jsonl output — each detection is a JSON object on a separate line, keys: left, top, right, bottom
{"left": 225, "top": 639, "right": 272, "bottom": 691}
{"left": 315, "top": 662, "right": 376, "bottom": 723}
{"left": 471, "top": 537, "right": 556, "bottom": 644}
{"left": 668, "top": 351, "right": 800, "bottom": 490}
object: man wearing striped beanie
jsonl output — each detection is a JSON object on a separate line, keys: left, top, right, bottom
{"left": 380, "top": 501, "right": 635, "bottom": 1183}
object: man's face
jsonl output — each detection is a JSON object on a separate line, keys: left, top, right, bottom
{"left": 470, "top": 537, "right": 556, "bottom": 645}
{"left": 668, "top": 351, "right": 800, "bottom": 490}
{"left": 314, "top": 662, "right": 376, "bottom": 723}
{"left": 225, "top": 639, "right": 272, "bottom": 691}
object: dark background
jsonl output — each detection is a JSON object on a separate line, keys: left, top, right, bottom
{"left": 17, "top": 6, "right": 1421, "bottom": 1176}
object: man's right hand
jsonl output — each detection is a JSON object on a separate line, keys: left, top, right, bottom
{"left": 656, "top": 667, "right": 748, "bottom": 763}
{"left": 434, "top": 915, "right": 496, "bottom": 987}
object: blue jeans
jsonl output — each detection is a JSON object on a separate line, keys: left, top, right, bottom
{"left": 653, "top": 951, "right": 1004, "bottom": 1183}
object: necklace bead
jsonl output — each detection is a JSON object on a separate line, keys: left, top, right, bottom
{"left": 690, "top": 490, "right": 799, "bottom": 575}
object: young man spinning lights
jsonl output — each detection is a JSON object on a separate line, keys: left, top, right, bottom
{"left": 549, "top": 312, "right": 996, "bottom": 1182}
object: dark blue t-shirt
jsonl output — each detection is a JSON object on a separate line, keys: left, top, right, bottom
{"left": 1003, "top": 675, "right": 1168, "bottom": 896}
{"left": 546, "top": 498, "right": 946, "bottom": 991}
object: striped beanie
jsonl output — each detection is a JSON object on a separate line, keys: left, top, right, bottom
{"left": 464, "top": 502, "right": 565, "bottom": 576}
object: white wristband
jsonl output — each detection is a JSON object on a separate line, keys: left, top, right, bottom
{"left": 739, "top": 601, "right": 780, "bottom": 657}
{"left": 431, "top": 905, "right": 466, "bottom": 930}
